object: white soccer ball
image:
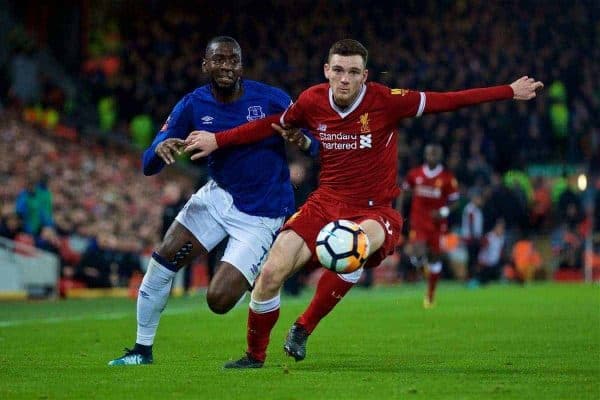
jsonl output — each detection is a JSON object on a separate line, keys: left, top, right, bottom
{"left": 315, "top": 220, "right": 370, "bottom": 274}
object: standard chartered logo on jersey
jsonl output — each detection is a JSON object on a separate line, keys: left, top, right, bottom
{"left": 319, "top": 132, "right": 372, "bottom": 150}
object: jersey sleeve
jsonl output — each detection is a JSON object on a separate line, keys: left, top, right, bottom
{"left": 279, "top": 89, "right": 310, "bottom": 127}
{"left": 142, "top": 95, "right": 193, "bottom": 176}
{"left": 402, "top": 169, "right": 416, "bottom": 191}
{"left": 385, "top": 88, "right": 426, "bottom": 122}
{"left": 423, "top": 86, "right": 513, "bottom": 114}
{"left": 273, "top": 88, "right": 318, "bottom": 157}
{"left": 214, "top": 114, "right": 282, "bottom": 148}
{"left": 385, "top": 85, "right": 514, "bottom": 123}
{"left": 216, "top": 89, "right": 311, "bottom": 149}
{"left": 445, "top": 175, "right": 460, "bottom": 202}
{"left": 302, "top": 129, "right": 320, "bottom": 157}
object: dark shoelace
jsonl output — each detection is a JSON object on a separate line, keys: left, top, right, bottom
{"left": 122, "top": 348, "right": 137, "bottom": 356}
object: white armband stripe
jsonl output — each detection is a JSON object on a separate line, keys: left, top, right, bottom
{"left": 416, "top": 92, "right": 426, "bottom": 117}
{"left": 280, "top": 108, "right": 289, "bottom": 126}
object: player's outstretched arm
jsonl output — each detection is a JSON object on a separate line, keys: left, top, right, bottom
{"left": 423, "top": 76, "right": 543, "bottom": 114}
{"left": 183, "top": 114, "right": 284, "bottom": 160}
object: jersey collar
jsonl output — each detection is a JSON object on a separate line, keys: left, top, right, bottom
{"left": 328, "top": 84, "right": 367, "bottom": 119}
{"left": 422, "top": 164, "right": 443, "bottom": 178}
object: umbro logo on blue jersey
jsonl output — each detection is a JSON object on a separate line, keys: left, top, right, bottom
{"left": 201, "top": 116, "right": 214, "bottom": 124}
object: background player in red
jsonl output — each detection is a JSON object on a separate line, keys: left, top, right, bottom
{"left": 184, "top": 39, "right": 543, "bottom": 368}
{"left": 400, "top": 143, "right": 459, "bottom": 308}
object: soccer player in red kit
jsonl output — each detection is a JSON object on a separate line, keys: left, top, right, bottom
{"left": 400, "top": 143, "right": 459, "bottom": 308}
{"left": 184, "top": 39, "right": 543, "bottom": 368}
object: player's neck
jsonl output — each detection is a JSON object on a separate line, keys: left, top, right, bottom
{"left": 211, "top": 80, "right": 243, "bottom": 103}
{"left": 332, "top": 95, "right": 358, "bottom": 110}
{"left": 423, "top": 164, "right": 443, "bottom": 178}
{"left": 330, "top": 84, "right": 366, "bottom": 115}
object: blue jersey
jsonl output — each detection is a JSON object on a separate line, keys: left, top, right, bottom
{"left": 143, "top": 80, "right": 309, "bottom": 218}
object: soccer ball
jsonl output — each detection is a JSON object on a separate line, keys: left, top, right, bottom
{"left": 315, "top": 220, "right": 370, "bottom": 274}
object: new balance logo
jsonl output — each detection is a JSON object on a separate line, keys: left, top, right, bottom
{"left": 383, "top": 219, "right": 393, "bottom": 235}
{"left": 201, "top": 116, "right": 214, "bottom": 124}
{"left": 359, "top": 134, "right": 372, "bottom": 149}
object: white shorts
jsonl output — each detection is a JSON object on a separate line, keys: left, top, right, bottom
{"left": 175, "top": 180, "right": 284, "bottom": 285}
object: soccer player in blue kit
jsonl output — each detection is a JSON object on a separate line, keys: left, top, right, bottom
{"left": 108, "top": 36, "right": 317, "bottom": 365}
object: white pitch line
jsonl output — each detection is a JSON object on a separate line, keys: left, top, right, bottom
{"left": 0, "top": 286, "right": 431, "bottom": 328}
{"left": 0, "top": 306, "right": 197, "bottom": 328}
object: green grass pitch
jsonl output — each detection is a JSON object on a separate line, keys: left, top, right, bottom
{"left": 1, "top": 283, "right": 598, "bottom": 399}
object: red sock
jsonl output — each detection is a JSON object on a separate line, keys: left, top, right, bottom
{"left": 246, "top": 308, "right": 279, "bottom": 362}
{"left": 296, "top": 269, "right": 354, "bottom": 334}
{"left": 427, "top": 272, "right": 440, "bottom": 302}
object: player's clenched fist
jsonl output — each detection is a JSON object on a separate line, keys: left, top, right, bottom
{"left": 184, "top": 130, "right": 218, "bottom": 160}
{"left": 510, "top": 76, "right": 544, "bottom": 100}
{"left": 155, "top": 138, "right": 185, "bottom": 165}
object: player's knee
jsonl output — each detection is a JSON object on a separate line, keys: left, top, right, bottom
{"left": 150, "top": 248, "right": 180, "bottom": 272}
{"left": 359, "top": 219, "right": 385, "bottom": 256}
{"left": 206, "top": 287, "right": 235, "bottom": 314}
{"left": 155, "top": 241, "right": 194, "bottom": 270}
{"left": 257, "top": 263, "right": 285, "bottom": 293}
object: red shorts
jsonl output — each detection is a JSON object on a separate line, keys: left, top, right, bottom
{"left": 409, "top": 227, "right": 443, "bottom": 254}
{"left": 282, "top": 191, "right": 402, "bottom": 270}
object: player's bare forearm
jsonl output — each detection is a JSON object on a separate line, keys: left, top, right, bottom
{"left": 423, "top": 76, "right": 543, "bottom": 114}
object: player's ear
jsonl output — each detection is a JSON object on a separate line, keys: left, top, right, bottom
{"left": 324, "top": 64, "right": 331, "bottom": 80}
{"left": 362, "top": 68, "right": 369, "bottom": 83}
{"left": 202, "top": 59, "right": 208, "bottom": 73}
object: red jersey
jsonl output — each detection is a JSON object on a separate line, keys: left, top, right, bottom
{"left": 281, "top": 82, "right": 426, "bottom": 206}
{"left": 403, "top": 165, "right": 459, "bottom": 232}
{"left": 216, "top": 82, "right": 511, "bottom": 207}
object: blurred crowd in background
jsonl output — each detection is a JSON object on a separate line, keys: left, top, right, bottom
{"left": 79, "top": 0, "right": 598, "bottom": 172}
{"left": 0, "top": 116, "right": 194, "bottom": 290}
{"left": 0, "top": 0, "right": 598, "bottom": 294}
